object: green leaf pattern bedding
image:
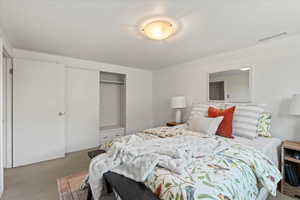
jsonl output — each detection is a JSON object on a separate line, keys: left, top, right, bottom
{"left": 145, "top": 142, "right": 281, "bottom": 200}
{"left": 99, "top": 133, "right": 281, "bottom": 200}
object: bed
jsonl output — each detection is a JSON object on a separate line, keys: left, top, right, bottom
{"left": 99, "top": 135, "right": 281, "bottom": 200}
{"left": 142, "top": 134, "right": 281, "bottom": 200}
{"left": 85, "top": 104, "right": 282, "bottom": 200}
{"left": 85, "top": 132, "right": 281, "bottom": 200}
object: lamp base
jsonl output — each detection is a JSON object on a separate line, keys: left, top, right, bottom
{"left": 175, "top": 109, "right": 182, "bottom": 123}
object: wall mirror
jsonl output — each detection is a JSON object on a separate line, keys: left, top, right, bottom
{"left": 208, "top": 68, "right": 252, "bottom": 102}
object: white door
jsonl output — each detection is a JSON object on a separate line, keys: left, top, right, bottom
{"left": 13, "top": 59, "right": 65, "bottom": 167}
{"left": 65, "top": 68, "right": 99, "bottom": 153}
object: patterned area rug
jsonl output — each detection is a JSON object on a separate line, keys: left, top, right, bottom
{"left": 57, "top": 171, "right": 115, "bottom": 200}
{"left": 57, "top": 171, "right": 89, "bottom": 200}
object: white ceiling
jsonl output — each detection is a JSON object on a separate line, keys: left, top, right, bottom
{"left": 1, "top": 0, "right": 300, "bottom": 69}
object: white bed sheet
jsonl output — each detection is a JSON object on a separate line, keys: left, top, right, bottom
{"left": 232, "top": 136, "right": 282, "bottom": 200}
{"left": 233, "top": 136, "right": 282, "bottom": 167}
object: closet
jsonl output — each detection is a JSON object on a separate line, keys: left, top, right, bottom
{"left": 100, "top": 72, "right": 126, "bottom": 144}
{"left": 13, "top": 60, "right": 127, "bottom": 166}
{"left": 65, "top": 70, "right": 126, "bottom": 152}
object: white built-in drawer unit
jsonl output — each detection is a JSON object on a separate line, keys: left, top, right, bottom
{"left": 100, "top": 127, "right": 125, "bottom": 144}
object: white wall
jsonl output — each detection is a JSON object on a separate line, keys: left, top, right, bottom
{"left": 153, "top": 34, "right": 300, "bottom": 141}
{"left": 13, "top": 49, "right": 153, "bottom": 134}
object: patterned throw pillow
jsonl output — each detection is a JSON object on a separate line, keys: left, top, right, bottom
{"left": 143, "top": 126, "right": 184, "bottom": 138}
{"left": 257, "top": 112, "right": 272, "bottom": 137}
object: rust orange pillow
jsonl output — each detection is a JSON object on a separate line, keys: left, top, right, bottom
{"left": 208, "top": 106, "right": 236, "bottom": 138}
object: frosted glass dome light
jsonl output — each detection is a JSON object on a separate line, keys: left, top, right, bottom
{"left": 141, "top": 20, "right": 176, "bottom": 40}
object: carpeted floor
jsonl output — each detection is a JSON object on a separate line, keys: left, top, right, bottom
{"left": 2, "top": 149, "right": 92, "bottom": 200}
{"left": 1, "top": 149, "right": 296, "bottom": 200}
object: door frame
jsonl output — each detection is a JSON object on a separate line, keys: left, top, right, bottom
{"left": 2, "top": 49, "right": 13, "bottom": 168}
{"left": 208, "top": 78, "right": 228, "bottom": 103}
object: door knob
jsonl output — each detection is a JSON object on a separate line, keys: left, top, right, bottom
{"left": 58, "top": 112, "right": 65, "bottom": 116}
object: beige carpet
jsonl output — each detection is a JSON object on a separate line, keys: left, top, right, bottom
{"left": 1, "top": 149, "right": 296, "bottom": 200}
{"left": 2, "top": 150, "right": 92, "bottom": 200}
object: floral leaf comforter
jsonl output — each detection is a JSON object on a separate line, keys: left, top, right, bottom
{"left": 90, "top": 133, "right": 281, "bottom": 200}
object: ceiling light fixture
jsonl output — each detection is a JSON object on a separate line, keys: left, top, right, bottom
{"left": 141, "top": 20, "right": 176, "bottom": 40}
{"left": 240, "top": 67, "right": 251, "bottom": 71}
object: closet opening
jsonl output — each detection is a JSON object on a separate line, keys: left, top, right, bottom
{"left": 99, "top": 72, "right": 126, "bottom": 144}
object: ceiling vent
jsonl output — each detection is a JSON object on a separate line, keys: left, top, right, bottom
{"left": 258, "top": 32, "right": 288, "bottom": 42}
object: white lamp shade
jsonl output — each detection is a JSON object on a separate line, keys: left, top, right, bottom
{"left": 290, "top": 94, "right": 300, "bottom": 115}
{"left": 171, "top": 96, "right": 186, "bottom": 109}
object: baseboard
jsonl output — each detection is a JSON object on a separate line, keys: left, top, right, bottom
{"left": 0, "top": 170, "right": 3, "bottom": 198}
{"left": 13, "top": 152, "right": 65, "bottom": 168}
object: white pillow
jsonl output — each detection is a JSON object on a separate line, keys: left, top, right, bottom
{"left": 187, "top": 114, "right": 224, "bottom": 136}
{"left": 190, "top": 103, "right": 225, "bottom": 117}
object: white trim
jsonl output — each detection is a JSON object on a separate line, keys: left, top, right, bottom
{"left": 0, "top": 38, "right": 4, "bottom": 198}
{"left": 2, "top": 50, "right": 13, "bottom": 168}
{"left": 224, "top": 80, "right": 228, "bottom": 101}
{"left": 64, "top": 68, "right": 68, "bottom": 155}
{"left": 249, "top": 67, "right": 253, "bottom": 103}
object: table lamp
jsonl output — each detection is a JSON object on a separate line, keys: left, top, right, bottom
{"left": 171, "top": 96, "right": 186, "bottom": 123}
{"left": 290, "top": 94, "right": 300, "bottom": 116}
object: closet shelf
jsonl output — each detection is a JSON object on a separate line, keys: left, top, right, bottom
{"left": 100, "top": 125, "right": 125, "bottom": 131}
{"left": 100, "top": 80, "right": 124, "bottom": 84}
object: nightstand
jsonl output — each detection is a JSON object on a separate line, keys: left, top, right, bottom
{"left": 281, "top": 140, "right": 300, "bottom": 198}
{"left": 166, "top": 121, "right": 185, "bottom": 127}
